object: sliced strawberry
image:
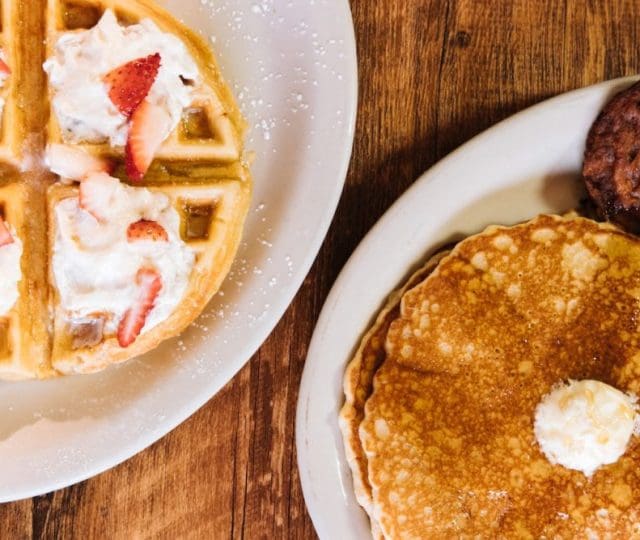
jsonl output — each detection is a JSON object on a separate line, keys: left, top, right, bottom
{"left": 117, "top": 267, "right": 162, "bottom": 347}
{"left": 0, "top": 56, "right": 10, "bottom": 76}
{"left": 0, "top": 216, "right": 13, "bottom": 247}
{"left": 78, "top": 172, "right": 119, "bottom": 222}
{"left": 127, "top": 219, "right": 168, "bottom": 242}
{"left": 46, "top": 144, "right": 113, "bottom": 181}
{"left": 125, "top": 100, "right": 171, "bottom": 182}
{"left": 104, "top": 53, "right": 161, "bottom": 118}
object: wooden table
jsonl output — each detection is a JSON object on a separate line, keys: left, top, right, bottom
{"left": 2, "top": 0, "right": 638, "bottom": 537}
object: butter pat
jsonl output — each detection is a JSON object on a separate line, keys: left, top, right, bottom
{"left": 534, "top": 379, "right": 638, "bottom": 476}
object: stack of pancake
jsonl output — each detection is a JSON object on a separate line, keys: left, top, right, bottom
{"left": 340, "top": 214, "right": 640, "bottom": 538}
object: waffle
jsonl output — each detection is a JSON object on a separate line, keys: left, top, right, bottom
{"left": 48, "top": 175, "right": 250, "bottom": 374}
{"left": 0, "top": 0, "right": 251, "bottom": 379}
{"left": 45, "top": 0, "right": 244, "bottom": 166}
{"left": 0, "top": 0, "right": 26, "bottom": 173}
{"left": 0, "top": 182, "right": 52, "bottom": 380}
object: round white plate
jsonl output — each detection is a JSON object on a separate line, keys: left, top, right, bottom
{"left": 296, "top": 76, "right": 637, "bottom": 539}
{"left": 0, "top": 0, "right": 357, "bottom": 501}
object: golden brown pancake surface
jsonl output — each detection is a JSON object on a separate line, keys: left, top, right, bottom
{"left": 339, "top": 251, "right": 449, "bottom": 538}
{"left": 360, "top": 215, "right": 640, "bottom": 538}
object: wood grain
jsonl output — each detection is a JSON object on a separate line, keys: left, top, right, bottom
{"left": 3, "top": 0, "right": 640, "bottom": 537}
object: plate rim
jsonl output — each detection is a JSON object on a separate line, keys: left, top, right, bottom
{"left": 0, "top": 0, "right": 358, "bottom": 503}
{"left": 296, "top": 75, "right": 638, "bottom": 539}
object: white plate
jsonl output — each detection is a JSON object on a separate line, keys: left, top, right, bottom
{"left": 296, "top": 76, "right": 637, "bottom": 539}
{"left": 0, "top": 0, "right": 357, "bottom": 501}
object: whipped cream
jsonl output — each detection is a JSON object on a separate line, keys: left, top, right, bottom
{"left": 44, "top": 9, "right": 199, "bottom": 146}
{"left": 52, "top": 176, "right": 195, "bottom": 335}
{"left": 0, "top": 226, "right": 22, "bottom": 316}
{"left": 534, "top": 380, "right": 638, "bottom": 476}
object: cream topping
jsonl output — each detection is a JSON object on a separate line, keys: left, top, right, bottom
{"left": 534, "top": 380, "right": 638, "bottom": 476}
{"left": 52, "top": 176, "right": 195, "bottom": 334}
{"left": 43, "top": 9, "right": 199, "bottom": 146}
{"left": 0, "top": 226, "right": 22, "bottom": 316}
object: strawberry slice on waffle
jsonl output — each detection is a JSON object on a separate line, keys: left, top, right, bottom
{"left": 125, "top": 99, "right": 171, "bottom": 181}
{"left": 46, "top": 144, "right": 113, "bottom": 181}
{"left": 0, "top": 55, "right": 10, "bottom": 76}
{"left": 0, "top": 216, "right": 13, "bottom": 247}
{"left": 117, "top": 267, "right": 163, "bottom": 347}
{"left": 127, "top": 219, "right": 168, "bottom": 242}
{"left": 104, "top": 53, "right": 161, "bottom": 118}
{"left": 78, "top": 172, "right": 119, "bottom": 223}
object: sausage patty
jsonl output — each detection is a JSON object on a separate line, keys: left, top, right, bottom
{"left": 583, "top": 80, "right": 640, "bottom": 232}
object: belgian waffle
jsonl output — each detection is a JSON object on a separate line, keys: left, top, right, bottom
{"left": 0, "top": 0, "right": 251, "bottom": 379}
{"left": 45, "top": 0, "right": 244, "bottom": 166}
{"left": 48, "top": 176, "right": 250, "bottom": 374}
{"left": 0, "top": 0, "right": 24, "bottom": 173}
{"left": 0, "top": 182, "right": 52, "bottom": 380}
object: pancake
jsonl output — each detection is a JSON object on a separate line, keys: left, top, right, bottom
{"left": 359, "top": 214, "right": 640, "bottom": 538}
{"left": 339, "top": 251, "right": 449, "bottom": 538}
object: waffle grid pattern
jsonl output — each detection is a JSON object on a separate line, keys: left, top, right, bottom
{"left": 0, "top": 0, "right": 250, "bottom": 378}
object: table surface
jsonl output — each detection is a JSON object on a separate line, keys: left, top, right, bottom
{"left": 3, "top": 0, "right": 639, "bottom": 537}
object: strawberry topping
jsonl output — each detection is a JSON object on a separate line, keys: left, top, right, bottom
{"left": 125, "top": 100, "right": 171, "bottom": 182}
{"left": 117, "top": 267, "right": 162, "bottom": 347}
{"left": 127, "top": 219, "right": 168, "bottom": 242}
{"left": 104, "top": 53, "right": 161, "bottom": 118}
{"left": 78, "top": 172, "right": 119, "bottom": 222}
{"left": 46, "top": 144, "right": 113, "bottom": 181}
{"left": 0, "top": 216, "right": 13, "bottom": 247}
{"left": 0, "top": 56, "right": 10, "bottom": 76}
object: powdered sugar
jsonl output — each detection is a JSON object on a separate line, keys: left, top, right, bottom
{"left": 0, "top": 0, "right": 356, "bottom": 501}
